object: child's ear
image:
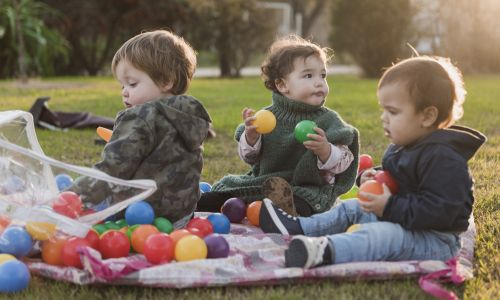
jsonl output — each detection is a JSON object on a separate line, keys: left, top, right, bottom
{"left": 421, "top": 106, "right": 439, "bottom": 127}
{"left": 161, "top": 81, "right": 174, "bottom": 93}
{"left": 275, "top": 79, "right": 288, "bottom": 94}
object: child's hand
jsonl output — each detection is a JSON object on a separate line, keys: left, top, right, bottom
{"left": 358, "top": 184, "right": 391, "bottom": 217}
{"left": 360, "top": 168, "right": 377, "bottom": 185}
{"left": 303, "top": 127, "right": 331, "bottom": 163}
{"left": 242, "top": 107, "right": 260, "bottom": 146}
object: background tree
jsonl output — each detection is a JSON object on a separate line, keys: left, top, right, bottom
{"left": 290, "top": 0, "right": 328, "bottom": 37}
{"left": 187, "top": 0, "right": 278, "bottom": 77}
{"left": 0, "top": 0, "right": 69, "bottom": 79}
{"left": 331, "top": 0, "right": 413, "bottom": 77}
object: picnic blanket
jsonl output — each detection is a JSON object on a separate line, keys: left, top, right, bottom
{"left": 28, "top": 213, "right": 475, "bottom": 298}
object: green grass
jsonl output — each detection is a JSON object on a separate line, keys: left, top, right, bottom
{"left": 0, "top": 75, "right": 498, "bottom": 299}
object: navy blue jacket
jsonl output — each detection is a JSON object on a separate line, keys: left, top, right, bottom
{"left": 377, "top": 126, "right": 486, "bottom": 231}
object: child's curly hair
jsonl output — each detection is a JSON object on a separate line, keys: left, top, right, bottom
{"left": 261, "top": 35, "right": 333, "bottom": 92}
{"left": 378, "top": 56, "right": 466, "bottom": 128}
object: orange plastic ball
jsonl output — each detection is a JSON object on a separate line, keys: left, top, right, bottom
{"left": 358, "top": 180, "right": 383, "bottom": 202}
{"left": 0, "top": 215, "right": 11, "bottom": 228}
{"left": 246, "top": 200, "right": 262, "bottom": 226}
{"left": 252, "top": 110, "right": 276, "bottom": 134}
{"left": 169, "top": 229, "right": 192, "bottom": 246}
{"left": 130, "top": 225, "right": 159, "bottom": 253}
{"left": 42, "top": 238, "right": 67, "bottom": 266}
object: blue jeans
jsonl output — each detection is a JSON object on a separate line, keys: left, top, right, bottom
{"left": 298, "top": 199, "right": 461, "bottom": 264}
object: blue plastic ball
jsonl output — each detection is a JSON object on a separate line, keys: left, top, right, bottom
{"left": 125, "top": 201, "right": 155, "bottom": 226}
{"left": 199, "top": 182, "right": 212, "bottom": 193}
{"left": 55, "top": 173, "right": 74, "bottom": 191}
{"left": 1, "top": 175, "right": 26, "bottom": 194}
{"left": 207, "top": 213, "right": 231, "bottom": 234}
{"left": 0, "top": 260, "right": 31, "bottom": 293}
{"left": 0, "top": 226, "right": 33, "bottom": 257}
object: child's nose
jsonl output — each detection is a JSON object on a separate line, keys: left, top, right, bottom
{"left": 121, "top": 88, "right": 128, "bottom": 97}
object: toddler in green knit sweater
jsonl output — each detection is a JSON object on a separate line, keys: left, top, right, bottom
{"left": 197, "top": 35, "right": 359, "bottom": 216}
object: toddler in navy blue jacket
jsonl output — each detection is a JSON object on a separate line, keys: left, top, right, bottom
{"left": 259, "top": 56, "right": 486, "bottom": 268}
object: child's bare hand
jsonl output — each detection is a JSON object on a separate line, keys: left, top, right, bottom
{"left": 303, "top": 127, "right": 331, "bottom": 163}
{"left": 358, "top": 184, "right": 391, "bottom": 217}
{"left": 242, "top": 107, "right": 260, "bottom": 146}
{"left": 360, "top": 168, "right": 377, "bottom": 185}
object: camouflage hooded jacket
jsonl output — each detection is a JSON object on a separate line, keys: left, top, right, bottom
{"left": 72, "top": 95, "right": 211, "bottom": 223}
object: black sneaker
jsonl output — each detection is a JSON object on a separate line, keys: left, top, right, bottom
{"left": 259, "top": 198, "right": 303, "bottom": 235}
{"left": 285, "top": 235, "right": 333, "bottom": 268}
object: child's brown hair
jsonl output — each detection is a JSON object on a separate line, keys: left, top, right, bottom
{"left": 378, "top": 56, "right": 466, "bottom": 128}
{"left": 261, "top": 35, "right": 333, "bottom": 92}
{"left": 112, "top": 30, "right": 196, "bottom": 95}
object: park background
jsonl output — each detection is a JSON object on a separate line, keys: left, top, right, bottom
{"left": 0, "top": 0, "right": 499, "bottom": 299}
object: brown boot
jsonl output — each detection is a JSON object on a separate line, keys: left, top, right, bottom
{"left": 262, "top": 177, "right": 297, "bottom": 216}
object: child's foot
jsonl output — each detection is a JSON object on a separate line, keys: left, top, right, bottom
{"left": 285, "top": 236, "right": 333, "bottom": 268}
{"left": 259, "top": 198, "right": 303, "bottom": 235}
{"left": 262, "top": 177, "right": 297, "bottom": 216}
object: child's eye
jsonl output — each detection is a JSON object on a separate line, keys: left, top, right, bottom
{"left": 321, "top": 73, "right": 327, "bottom": 79}
{"left": 304, "top": 74, "right": 313, "bottom": 78}
{"left": 129, "top": 83, "right": 137, "bottom": 87}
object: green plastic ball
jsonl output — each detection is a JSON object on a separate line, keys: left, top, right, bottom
{"left": 92, "top": 224, "right": 108, "bottom": 235}
{"left": 294, "top": 120, "right": 317, "bottom": 143}
{"left": 154, "top": 217, "right": 173, "bottom": 234}
{"left": 339, "top": 185, "right": 359, "bottom": 200}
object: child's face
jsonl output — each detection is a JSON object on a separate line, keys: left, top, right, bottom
{"left": 277, "top": 55, "right": 329, "bottom": 106}
{"left": 115, "top": 60, "right": 172, "bottom": 108}
{"left": 378, "top": 82, "right": 434, "bottom": 146}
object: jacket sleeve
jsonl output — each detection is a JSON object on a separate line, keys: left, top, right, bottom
{"left": 94, "top": 112, "right": 156, "bottom": 179}
{"left": 380, "top": 146, "right": 472, "bottom": 231}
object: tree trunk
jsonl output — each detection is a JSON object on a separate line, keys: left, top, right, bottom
{"left": 13, "top": 0, "right": 28, "bottom": 82}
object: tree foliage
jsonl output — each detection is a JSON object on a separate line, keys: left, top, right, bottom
{"left": 0, "top": 0, "right": 69, "bottom": 79}
{"left": 331, "top": 0, "right": 413, "bottom": 78}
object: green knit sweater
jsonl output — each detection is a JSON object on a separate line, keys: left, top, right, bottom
{"left": 212, "top": 92, "right": 359, "bottom": 212}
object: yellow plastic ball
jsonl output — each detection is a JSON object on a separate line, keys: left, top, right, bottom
{"left": 346, "top": 224, "right": 361, "bottom": 233}
{"left": 252, "top": 110, "right": 276, "bottom": 134}
{"left": 25, "top": 222, "right": 57, "bottom": 240}
{"left": 174, "top": 235, "right": 207, "bottom": 262}
{"left": 0, "top": 254, "right": 16, "bottom": 265}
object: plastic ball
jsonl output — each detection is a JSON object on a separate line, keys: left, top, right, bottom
{"left": 130, "top": 225, "right": 159, "bottom": 253}
{"left": 186, "top": 217, "right": 213, "bottom": 237}
{"left": 0, "top": 215, "right": 11, "bottom": 228}
{"left": 294, "top": 120, "right": 317, "bottom": 143}
{"left": 41, "top": 238, "right": 67, "bottom": 266}
{"left": 126, "top": 224, "right": 140, "bottom": 240}
{"left": 55, "top": 173, "right": 74, "bottom": 191}
{"left": 0, "top": 226, "right": 33, "bottom": 257}
{"left": 99, "top": 230, "right": 130, "bottom": 259}
{"left": 339, "top": 185, "right": 359, "bottom": 200}
{"left": 374, "top": 170, "right": 399, "bottom": 194}
{"left": 204, "top": 234, "right": 230, "bottom": 259}
{"left": 358, "top": 154, "right": 374, "bottom": 173}
{"left": 207, "top": 213, "right": 231, "bottom": 234}
{"left": 115, "top": 219, "right": 128, "bottom": 228}
{"left": 52, "top": 191, "right": 82, "bottom": 218}
{"left": 0, "top": 175, "right": 26, "bottom": 195}
{"left": 92, "top": 224, "right": 108, "bottom": 235}
{"left": 143, "top": 233, "right": 175, "bottom": 264}
{"left": 125, "top": 201, "right": 155, "bottom": 226}
{"left": 358, "top": 180, "right": 384, "bottom": 202}
{"left": 0, "top": 253, "right": 16, "bottom": 265}
{"left": 169, "top": 229, "right": 192, "bottom": 246}
{"left": 252, "top": 110, "right": 276, "bottom": 134}
{"left": 153, "top": 217, "right": 173, "bottom": 234}
{"left": 84, "top": 229, "right": 100, "bottom": 250}
{"left": 187, "top": 227, "right": 205, "bottom": 238}
{"left": 246, "top": 200, "right": 262, "bottom": 226}
{"left": 61, "top": 237, "right": 90, "bottom": 269}
{"left": 0, "top": 260, "right": 30, "bottom": 293}
{"left": 104, "top": 221, "right": 121, "bottom": 230}
{"left": 199, "top": 182, "right": 212, "bottom": 193}
{"left": 346, "top": 224, "right": 361, "bottom": 233}
{"left": 221, "top": 198, "right": 247, "bottom": 223}
{"left": 174, "top": 235, "right": 207, "bottom": 262}
{"left": 25, "top": 221, "right": 57, "bottom": 241}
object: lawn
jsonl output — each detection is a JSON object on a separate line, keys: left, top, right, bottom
{"left": 0, "top": 74, "right": 498, "bottom": 299}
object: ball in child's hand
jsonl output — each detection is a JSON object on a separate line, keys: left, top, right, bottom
{"left": 252, "top": 110, "right": 276, "bottom": 134}
{"left": 358, "top": 180, "right": 383, "bottom": 202}
{"left": 358, "top": 154, "right": 373, "bottom": 173}
{"left": 294, "top": 120, "right": 317, "bottom": 143}
{"left": 221, "top": 198, "right": 247, "bottom": 223}
{"left": 374, "top": 170, "right": 399, "bottom": 194}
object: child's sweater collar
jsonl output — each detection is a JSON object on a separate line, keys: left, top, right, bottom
{"left": 269, "top": 92, "right": 325, "bottom": 123}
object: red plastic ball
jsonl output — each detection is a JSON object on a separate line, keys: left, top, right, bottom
{"left": 358, "top": 154, "right": 374, "bottom": 173}
{"left": 99, "top": 230, "right": 130, "bottom": 259}
{"left": 130, "top": 225, "right": 159, "bottom": 253}
{"left": 52, "top": 191, "right": 83, "bottom": 218}
{"left": 84, "top": 229, "right": 100, "bottom": 251}
{"left": 186, "top": 217, "right": 214, "bottom": 237}
{"left": 143, "top": 233, "right": 174, "bottom": 264}
{"left": 374, "top": 170, "right": 399, "bottom": 194}
{"left": 169, "top": 229, "right": 192, "bottom": 246}
{"left": 61, "top": 237, "right": 90, "bottom": 269}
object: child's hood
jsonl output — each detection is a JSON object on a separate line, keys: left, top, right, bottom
{"left": 419, "top": 125, "right": 486, "bottom": 161}
{"left": 157, "top": 95, "right": 212, "bottom": 151}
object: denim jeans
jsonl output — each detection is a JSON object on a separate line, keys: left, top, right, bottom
{"left": 298, "top": 199, "right": 461, "bottom": 264}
